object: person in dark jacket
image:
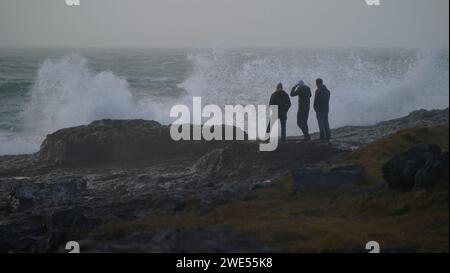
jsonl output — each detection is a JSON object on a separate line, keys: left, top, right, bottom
{"left": 313, "top": 78, "right": 331, "bottom": 140}
{"left": 290, "top": 80, "right": 311, "bottom": 141}
{"left": 269, "top": 82, "right": 291, "bottom": 142}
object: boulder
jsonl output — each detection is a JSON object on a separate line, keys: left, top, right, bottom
{"left": 414, "top": 152, "right": 449, "bottom": 189}
{"left": 38, "top": 120, "right": 244, "bottom": 165}
{"left": 382, "top": 144, "right": 447, "bottom": 191}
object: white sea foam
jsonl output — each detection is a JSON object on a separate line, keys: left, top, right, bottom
{"left": 1, "top": 54, "right": 150, "bottom": 155}
{"left": 0, "top": 49, "right": 448, "bottom": 155}
{"left": 179, "top": 49, "right": 449, "bottom": 135}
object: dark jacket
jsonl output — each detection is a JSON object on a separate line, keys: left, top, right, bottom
{"left": 270, "top": 90, "right": 291, "bottom": 119}
{"left": 290, "top": 84, "right": 311, "bottom": 111}
{"left": 313, "top": 85, "right": 330, "bottom": 113}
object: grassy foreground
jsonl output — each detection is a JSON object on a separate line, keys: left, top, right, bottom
{"left": 96, "top": 125, "right": 449, "bottom": 252}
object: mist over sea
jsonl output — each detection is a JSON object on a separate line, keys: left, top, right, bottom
{"left": 0, "top": 48, "right": 448, "bottom": 155}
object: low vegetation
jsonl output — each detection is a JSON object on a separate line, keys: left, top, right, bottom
{"left": 347, "top": 125, "right": 449, "bottom": 184}
{"left": 96, "top": 125, "right": 449, "bottom": 252}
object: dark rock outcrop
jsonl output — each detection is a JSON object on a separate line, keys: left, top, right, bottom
{"left": 0, "top": 108, "right": 447, "bottom": 252}
{"left": 191, "top": 141, "right": 344, "bottom": 186}
{"left": 382, "top": 144, "right": 448, "bottom": 191}
{"left": 38, "top": 119, "right": 167, "bottom": 164}
{"left": 38, "top": 120, "right": 246, "bottom": 165}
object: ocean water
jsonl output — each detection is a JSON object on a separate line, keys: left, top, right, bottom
{"left": 0, "top": 48, "right": 448, "bottom": 155}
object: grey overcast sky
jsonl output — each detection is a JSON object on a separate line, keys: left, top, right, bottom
{"left": 0, "top": 0, "right": 448, "bottom": 48}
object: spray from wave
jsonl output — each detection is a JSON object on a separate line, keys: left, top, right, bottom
{"left": 179, "top": 49, "right": 449, "bottom": 135}
{"left": 0, "top": 49, "right": 448, "bottom": 155}
{"left": 1, "top": 54, "right": 152, "bottom": 155}
{"left": 22, "top": 54, "right": 141, "bottom": 133}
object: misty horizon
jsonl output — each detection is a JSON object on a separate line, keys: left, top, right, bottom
{"left": 0, "top": 0, "right": 448, "bottom": 49}
{"left": 1, "top": 45, "right": 449, "bottom": 51}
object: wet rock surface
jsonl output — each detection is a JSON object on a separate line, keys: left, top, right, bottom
{"left": 325, "top": 108, "right": 449, "bottom": 150}
{"left": 0, "top": 108, "right": 448, "bottom": 252}
{"left": 8, "top": 176, "right": 87, "bottom": 211}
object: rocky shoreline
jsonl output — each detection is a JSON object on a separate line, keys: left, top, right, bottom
{"left": 0, "top": 108, "right": 448, "bottom": 252}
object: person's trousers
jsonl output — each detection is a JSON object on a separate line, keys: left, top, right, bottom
{"left": 297, "top": 110, "right": 310, "bottom": 139}
{"left": 316, "top": 112, "right": 331, "bottom": 140}
{"left": 280, "top": 117, "right": 287, "bottom": 142}
{"left": 267, "top": 117, "right": 287, "bottom": 142}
